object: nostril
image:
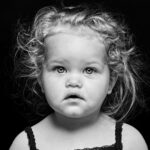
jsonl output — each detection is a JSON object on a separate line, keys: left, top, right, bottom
{"left": 66, "top": 80, "right": 82, "bottom": 88}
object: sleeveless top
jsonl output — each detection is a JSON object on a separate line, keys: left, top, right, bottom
{"left": 25, "top": 121, "right": 123, "bottom": 150}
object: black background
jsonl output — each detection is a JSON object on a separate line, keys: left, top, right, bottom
{"left": 1, "top": 0, "right": 150, "bottom": 149}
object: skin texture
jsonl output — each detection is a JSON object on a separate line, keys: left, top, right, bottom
{"left": 41, "top": 31, "right": 113, "bottom": 124}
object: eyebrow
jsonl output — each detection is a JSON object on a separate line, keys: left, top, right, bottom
{"left": 48, "top": 59, "right": 69, "bottom": 64}
{"left": 48, "top": 59, "right": 105, "bottom": 67}
{"left": 85, "top": 61, "right": 104, "bottom": 65}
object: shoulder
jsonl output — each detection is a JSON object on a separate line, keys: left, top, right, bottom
{"left": 9, "top": 130, "right": 29, "bottom": 150}
{"left": 122, "top": 123, "right": 148, "bottom": 150}
{"left": 9, "top": 115, "right": 49, "bottom": 150}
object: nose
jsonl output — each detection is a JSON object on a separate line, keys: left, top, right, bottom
{"left": 65, "top": 73, "right": 83, "bottom": 88}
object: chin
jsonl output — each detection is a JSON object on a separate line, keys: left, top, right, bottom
{"left": 67, "top": 114, "right": 84, "bottom": 119}
{"left": 62, "top": 109, "right": 86, "bottom": 119}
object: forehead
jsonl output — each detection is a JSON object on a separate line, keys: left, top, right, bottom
{"left": 44, "top": 26, "right": 107, "bottom": 63}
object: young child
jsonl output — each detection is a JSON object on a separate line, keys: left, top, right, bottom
{"left": 10, "top": 3, "right": 148, "bottom": 150}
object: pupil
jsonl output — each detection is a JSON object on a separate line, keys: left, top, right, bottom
{"left": 87, "top": 68, "right": 92, "bottom": 73}
{"left": 58, "top": 67, "right": 64, "bottom": 72}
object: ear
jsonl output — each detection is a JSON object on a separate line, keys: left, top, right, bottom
{"left": 108, "top": 76, "right": 118, "bottom": 95}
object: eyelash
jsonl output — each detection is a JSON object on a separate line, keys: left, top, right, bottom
{"left": 53, "top": 66, "right": 66, "bottom": 73}
{"left": 52, "top": 66, "right": 98, "bottom": 74}
{"left": 84, "top": 67, "right": 97, "bottom": 74}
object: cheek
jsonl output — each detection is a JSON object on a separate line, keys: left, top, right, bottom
{"left": 85, "top": 77, "right": 110, "bottom": 101}
{"left": 42, "top": 76, "right": 64, "bottom": 100}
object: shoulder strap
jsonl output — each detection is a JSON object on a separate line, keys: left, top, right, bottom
{"left": 25, "top": 127, "right": 38, "bottom": 150}
{"left": 115, "top": 121, "right": 123, "bottom": 150}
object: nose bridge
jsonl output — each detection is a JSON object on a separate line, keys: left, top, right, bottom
{"left": 66, "top": 71, "right": 83, "bottom": 87}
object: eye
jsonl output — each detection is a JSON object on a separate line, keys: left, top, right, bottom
{"left": 53, "top": 66, "right": 66, "bottom": 73}
{"left": 84, "top": 67, "right": 97, "bottom": 74}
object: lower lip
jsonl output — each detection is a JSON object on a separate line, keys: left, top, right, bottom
{"left": 65, "top": 98, "right": 84, "bottom": 101}
{"left": 64, "top": 98, "right": 84, "bottom": 105}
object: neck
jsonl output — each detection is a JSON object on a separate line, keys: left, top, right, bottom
{"left": 51, "top": 111, "right": 104, "bottom": 132}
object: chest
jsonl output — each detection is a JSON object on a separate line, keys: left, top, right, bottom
{"left": 35, "top": 129, "right": 115, "bottom": 150}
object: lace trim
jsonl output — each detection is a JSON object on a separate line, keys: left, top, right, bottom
{"left": 25, "top": 127, "right": 39, "bottom": 150}
{"left": 75, "top": 143, "right": 115, "bottom": 150}
{"left": 115, "top": 121, "right": 123, "bottom": 150}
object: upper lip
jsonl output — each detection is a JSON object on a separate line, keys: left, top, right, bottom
{"left": 64, "top": 93, "right": 84, "bottom": 100}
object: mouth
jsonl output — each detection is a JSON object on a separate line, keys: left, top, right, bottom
{"left": 64, "top": 94, "right": 84, "bottom": 101}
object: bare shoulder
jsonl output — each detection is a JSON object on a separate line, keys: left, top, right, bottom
{"left": 122, "top": 123, "right": 148, "bottom": 150}
{"left": 9, "top": 116, "right": 49, "bottom": 150}
{"left": 9, "top": 130, "right": 29, "bottom": 150}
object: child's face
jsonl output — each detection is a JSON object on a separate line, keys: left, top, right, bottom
{"left": 41, "top": 30, "right": 112, "bottom": 119}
